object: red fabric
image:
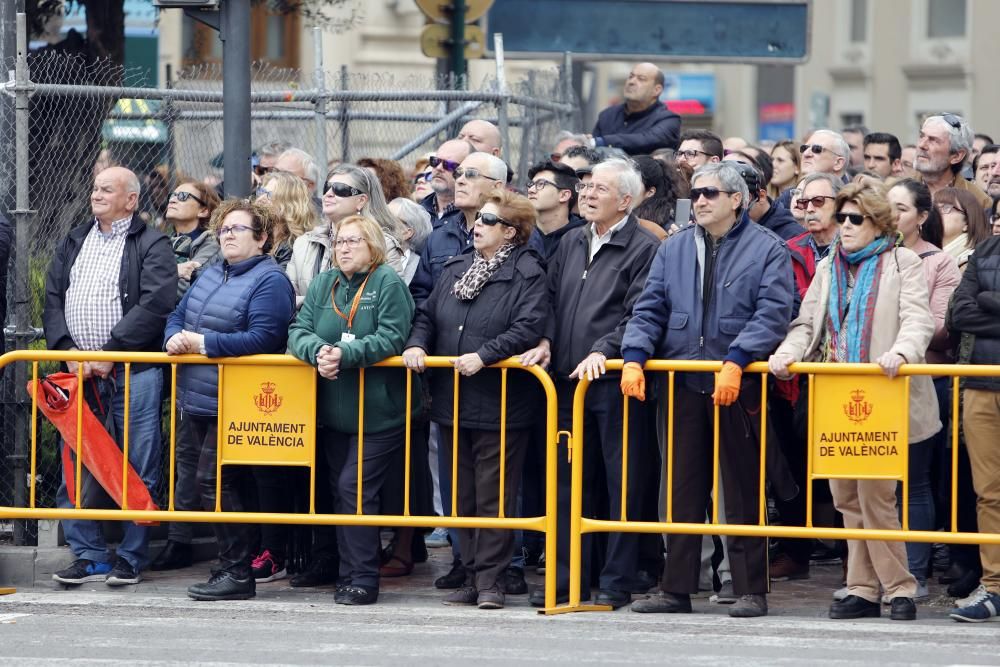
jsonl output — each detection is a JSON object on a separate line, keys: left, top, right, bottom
{"left": 29, "top": 373, "right": 158, "bottom": 523}
{"left": 787, "top": 231, "right": 818, "bottom": 300}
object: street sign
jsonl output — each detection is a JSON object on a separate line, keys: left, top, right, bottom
{"left": 420, "top": 23, "right": 486, "bottom": 60}
{"left": 483, "top": 0, "right": 811, "bottom": 62}
{"left": 415, "top": 0, "right": 494, "bottom": 23}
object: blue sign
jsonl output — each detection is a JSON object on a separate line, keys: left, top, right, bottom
{"left": 485, "top": 0, "right": 811, "bottom": 62}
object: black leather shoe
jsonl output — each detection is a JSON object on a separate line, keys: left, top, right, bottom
{"left": 595, "top": 589, "right": 632, "bottom": 609}
{"left": 150, "top": 541, "right": 193, "bottom": 571}
{"left": 187, "top": 571, "right": 255, "bottom": 601}
{"left": 947, "top": 569, "right": 982, "bottom": 598}
{"left": 889, "top": 597, "right": 916, "bottom": 621}
{"left": 290, "top": 557, "right": 338, "bottom": 588}
{"left": 434, "top": 559, "right": 467, "bottom": 589}
{"left": 334, "top": 584, "right": 378, "bottom": 605}
{"left": 630, "top": 569, "right": 657, "bottom": 593}
{"left": 829, "top": 595, "right": 880, "bottom": 619}
{"left": 528, "top": 587, "right": 572, "bottom": 608}
{"left": 504, "top": 567, "right": 527, "bottom": 595}
{"left": 938, "top": 562, "right": 966, "bottom": 584}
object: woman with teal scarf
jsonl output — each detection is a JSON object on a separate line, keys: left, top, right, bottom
{"left": 768, "top": 182, "right": 940, "bottom": 622}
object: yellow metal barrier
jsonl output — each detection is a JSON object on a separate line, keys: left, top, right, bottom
{"left": 557, "top": 358, "right": 1000, "bottom": 614}
{"left": 0, "top": 350, "right": 560, "bottom": 609}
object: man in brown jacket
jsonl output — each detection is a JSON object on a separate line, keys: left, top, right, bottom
{"left": 917, "top": 114, "right": 991, "bottom": 210}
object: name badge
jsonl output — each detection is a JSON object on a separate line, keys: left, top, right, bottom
{"left": 341, "top": 332, "right": 356, "bottom": 343}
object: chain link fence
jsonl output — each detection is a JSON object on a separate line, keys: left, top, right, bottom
{"left": 0, "top": 49, "right": 577, "bottom": 545}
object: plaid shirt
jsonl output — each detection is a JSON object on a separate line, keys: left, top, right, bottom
{"left": 65, "top": 216, "right": 131, "bottom": 351}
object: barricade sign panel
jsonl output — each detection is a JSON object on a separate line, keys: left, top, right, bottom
{"left": 811, "top": 374, "right": 908, "bottom": 478}
{"left": 219, "top": 364, "right": 316, "bottom": 467}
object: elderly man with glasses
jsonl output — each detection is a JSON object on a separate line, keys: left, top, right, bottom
{"left": 917, "top": 113, "right": 992, "bottom": 210}
{"left": 419, "top": 139, "right": 474, "bottom": 227}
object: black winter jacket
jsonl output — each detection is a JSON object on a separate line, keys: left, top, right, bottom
{"left": 592, "top": 102, "right": 681, "bottom": 155}
{"left": 948, "top": 235, "right": 1000, "bottom": 391}
{"left": 43, "top": 215, "right": 177, "bottom": 365}
{"left": 546, "top": 214, "right": 660, "bottom": 379}
{"left": 405, "top": 245, "right": 551, "bottom": 430}
{"left": 756, "top": 198, "right": 803, "bottom": 242}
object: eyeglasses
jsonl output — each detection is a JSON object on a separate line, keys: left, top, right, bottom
{"left": 676, "top": 149, "right": 711, "bottom": 160}
{"left": 334, "top": 235, "right": 365, "bottom": 248}
{"left": 324, "top": 181, "right": 363, "bottom": 197}
{"left": 937, "top": 202, "right": 965, "bottom": 215}
{"left": 254, "top": 187, "right": 272, "bottom": 199}
{"left": 217, "top": 223, "right": 255, "bottom": 238}
{"left": 253, "top": 165, "right": 272, "bottom": 177}
{"left": 573, "top": 181, "right": 614, "bottom": 196}
{"left": 413, "top": 171, "right": 432, "bottom": 185}
{"left": 526, "top": 178, "right": 557, "bottom": 192}
{"left": 942, "top": 113, "right": 962, "bottom": 130}
{"left": 428, "top": 155, "right": 461, "bottom": 173}
{"left": 799, "top": 144, "right": 829, "bottom": 155}
{"left": 169, "top": 190, "right": 207, "bottom": 206}
{"left": 475, "top": 211, "right": 516, "bottom": 227}
{"left": 794, "top": 195, "right": 836, "bottom": 210}
{"left": 454, "top": 167, "right": 500, "bottom": 181}
{"left": 690, "top": 186, "right": 735, "bottom": 201}
{"left": 834, "top": 212, "right": 867, "bottom": 226}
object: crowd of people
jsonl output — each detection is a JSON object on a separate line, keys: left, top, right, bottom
{"left": 41, "top": 62, "right": 1000, "bottom": 624}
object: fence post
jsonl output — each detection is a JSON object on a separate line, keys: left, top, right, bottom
{"left": 493, "top": 33, "right": 511, "bottom": 168}
{"left": 339, "top": 65, "right": 350, "bottom": 164}
{"left": 11, "top": 12, "right": 35, "bottom": 545}
{"left": 561, "top": 51, "right": 576, "bottom": 131}
{"left": 312, "top": 27, "right": 328, "bottom": 199}
{"left": 164, "top": 63, "right": 177, "bottom": 194}
{"left": 516, "top": 71, "right": 536, "bottom": 188}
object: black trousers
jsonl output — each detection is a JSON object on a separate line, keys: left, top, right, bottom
{"left": 323, "top": 426, "right": 403, "bottom": 589}
{"left": 440, "top": 426, "right": 529, "bottom": 590}
{"left": 555, "top": 379, "right": 647, "bottom": 596}
{"left": 770, "top": 383, "right": 812, "bottom": 565}
{"left": 190, "top": 414, "right": 256, "bottom": 577}
{"left": 253, "top": 465, "right": 299, "bottom": 558}
{"left": 166, "top": 410, "right": 204, "bottom": 544}
{"left": 661, "top": 385, "right": 769, "bottom": 596}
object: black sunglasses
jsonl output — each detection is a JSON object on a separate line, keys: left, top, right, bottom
{"left": 834, "top": 212, "right": 867, "bottom": 226}
{"left": 689, "top": 186, "right": 734, "bottom": 201}
{"left": 429, "top": 155, "right": 461, "bottom": 173}
{"left": 324, "top": 181, "right": 363, "bottom": 197}
{"left": 799, "top": 144, "right": 828, "bottom": 155}
{"left": 169, "top": 190, "right": 207, "bottom": 206}
{"left": 475, "top": 211, "right": 515, "bottom": 227}
{"left": 942, "top": 113, "right": 962, "bottom": 130}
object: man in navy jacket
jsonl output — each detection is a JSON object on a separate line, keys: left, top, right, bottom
{"left": 621, "top": 162, "right": 794, "bottom": 618}
{"left": 590, "top": 63, "right": 681, "bottom": 155}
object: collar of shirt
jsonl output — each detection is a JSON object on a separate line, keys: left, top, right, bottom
{"left": 94, "top": 215, "right": 132, "bottom": 238}
{"left": 590, "top": 215, "right": 629, "bottom": 243}
{"left": 806, "top": 233, "right": 833, "bottom": 262}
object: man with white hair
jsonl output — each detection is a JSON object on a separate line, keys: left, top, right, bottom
{"left": 917, "top": 113, "right": 991, "bottom": 209}
{"left": 274, "top": 147, "right": 321, "bottom": 194}
{"left": 523, "top": 158, "right": 660, "bottom": 610}
{"left": 44, "top": 166, "right": 177, "bottom": 588}
{"left": 624, "top": 162, "right": 794, "bottom": 618}
{"left": 775, "top": 129, "right": 850, "bottom": 212}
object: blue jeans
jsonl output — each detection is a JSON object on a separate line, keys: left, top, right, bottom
{"left": 57, "top": 366, "right": 163, "bottom": 571}
{"left": 898, "top": 436, "right": 936, "bottom": 584}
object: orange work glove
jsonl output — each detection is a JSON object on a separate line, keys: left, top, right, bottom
{"left": 620, "top": 362, "right": 646, "bottom": 401}
{"left": 712, "top": 361, "right": 743, "bottom": 406}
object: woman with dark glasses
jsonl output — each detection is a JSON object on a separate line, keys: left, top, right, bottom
{"left": 403, "top": 189, "right": 550, "bottom": 610}
{"left": 770, "top": 182, "right": 939, "bottom": 622}
{"left": 163, "top": 181, "right": 221, "bottom": 302}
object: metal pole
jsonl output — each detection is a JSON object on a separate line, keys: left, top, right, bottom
{"left": 221, "top": 0, "right": 251, "bottom": 198}
{"left": 312, "top": 27, "right": 328, "bottom": 195}
{"left": 11, "top": 12, "right": 33, "bottom": 545}
{"left": 493, "top": 33, "right": 510, "bottom": 167}
{"left": 391, "top": 100, "right": 484, "bottom": 162}
{"left": 339, "top": 65, "right": 349, "bottom": 164}
{"left": 516, "top": 70, "right": 536, "bottom": 188}
{"left": 163, "top": 63, "right": 177, "bottom": 196}
{"left": 450, "top": 0, "right": 467, "bottom": 90}
{"left": 561, "top": 51, "right": 575, "bottom": 130}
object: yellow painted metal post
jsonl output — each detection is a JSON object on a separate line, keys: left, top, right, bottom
{"left": 498, "top": 368, "right": 507, "bottom": 518}
{"left": 75, "top": 363, "right": 84, "bottom": 509}
{"left": 951, "top": 375, "right": 960, "bottom": 532}
{"left": 356, "top": 369, "right": 365, "bottom": 515}
{"left": 758, "top": 373, "right": 768, "bottom": 526}
{"left": 29, "top": 362, "right": 38, "bottom": 508}
{"left": 215, "top": 364, "right": 224, "bottom": 513}
{"left": 542, "top": 368, "right": 559, "bottom": 612}
{"left": 569, "top": 378, "right": 586, "bottom": 607}
{"left": 168, "top": 364, "right": 177, "bottom": 511}
{"left": 451, "top": 367, "right": 459, "bottom": 517}
{"left": 403, "top": 369, "right": 412, "bottom": 516}
{"left": 122, "top": 362, "right": 130, "bottom": 510}
{"left": 902, "top": 377, "right": 910, "bottom": 531}
{"left": 806, "top": 374, "right": 815, "bottom": 527}
{"left": 666, "top": 371, "right": 674, "bottom": 523}
{"left": 620, "top": 394, "right": 629, "bottom": 522}
{"left": 711, "top": 376, "right": 720, "bottom": 525}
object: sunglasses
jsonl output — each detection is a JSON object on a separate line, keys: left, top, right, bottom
{"left": 454, "top": 167, "right": 501, "bottom": 181}
{"left": 169, "top": 190, "right": 207, "bottom": 206}
{"left": 413, "top": 171, "right": 432, "bottom": 185}
{"left": 794, "top": 195, "right": 836, "bottom": 210}
{"left": 429, "top": 155, "right": 461, "bottom": 172}
{"left": 324, "top": 181, "right": 363, "bottom": 197}
{"left": 689, "top": 186, "right": 734, "bottom": 201}
{"left": 942, "top": 113, "right": 962, "bottom": 130}
{"left": 475, "top": 211, "right": 515, "bottom": 227}
{"left": 799, "top": 144, "right": 828, "bottom": 155}
{"left": 834, "top": 212, "right": 867, "bottom": 226}
{"left": 253, "top": 165, "right": 273, "bottom": 177}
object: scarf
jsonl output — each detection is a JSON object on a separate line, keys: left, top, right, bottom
{"left": 943, "top": 233, "right": 973, "bottom": 268}
{"left": 452, "top": 242, "right": 516, "bottom": 301}
{"left": 825, "top": 236, "right": 891, "bottom": 363}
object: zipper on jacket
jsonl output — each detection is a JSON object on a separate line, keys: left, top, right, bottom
{"left": 700, "top": 239, "right": 722, "bottom": 357}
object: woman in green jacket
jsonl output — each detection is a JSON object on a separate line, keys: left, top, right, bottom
{"left": 288, "top": 214, "right": 415, "bottom": 606}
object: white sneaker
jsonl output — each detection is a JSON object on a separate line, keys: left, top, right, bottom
{"left": 425, "top": 527, "right": 450, "bottom": 548}
{"left": 833, "top": 586, "right": 849, "bottom": 601}
{"left": 882, "top": 582, "right": 928, "bottom": 604}
{"left": 956, "top": 584, "right": 989, "bottom": 608}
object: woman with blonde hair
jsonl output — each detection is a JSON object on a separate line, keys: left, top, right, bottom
{"left": 257, "top": 170, "right": 320, "bottom": 269}
{"left": 769, "top": 182, "right": 939, "bottom": 622}
{"left": 769, "top": 140, "right": 801, "bottom": 199}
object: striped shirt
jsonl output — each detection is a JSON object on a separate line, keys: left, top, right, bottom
{"left": 65, "top": 217, "right": 131, "bottom": 351}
